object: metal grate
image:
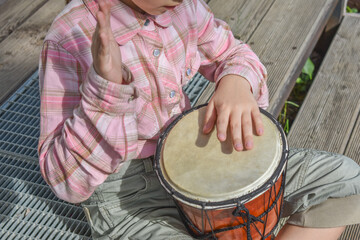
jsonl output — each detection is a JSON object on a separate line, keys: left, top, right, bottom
{"left": 0, "top": 71, "right": 209, "bottom": 239}
{"left": 0, "top": 72, "right": 91, "bottom": 240}
{"left": 183, "top": 73, "right": 209, "bottom": 107}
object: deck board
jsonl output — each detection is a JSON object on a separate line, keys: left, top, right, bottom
{"left": 196, "top": 0, "right": 339, "bottom": 116}
{"left": 0, "top": 0, "right": 65, "bottom": 104}
{"left": 341, "top": 17, "right": 360, "bottom": 238}
{"left": 288, "top": 15, "right": 360, "bottom": 152}
{"left": 287, "top": 15, "right": 360, "bottom": 240}
{"left": 342, "top": 112, "right": 360, "bottom": 240}
{"left": 208, "top": 0, "right": 276, "bottom": 41}
{"left": 0, "top": 0, "right": 48, "bottom": 43}
{"left": 195, "top": 0, "right": 276, "bottom": 107}
{"left": 251, "top": 0, "right": 338, "bottom": 116}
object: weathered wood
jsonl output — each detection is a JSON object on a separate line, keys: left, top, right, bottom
{"left": 249, "top": 0, "right": 338, "bottom": 116}
{"left": 0, "top": 0, "right": 48, "bottom": 43}
{"left": 339, "top": 219, "right": 360, "bottom": 240}
{"left": 288, "top": 15, "right": 360, "bottom": 240}
{"left": 341, "top": 107, "right": 360, "bottom": 240}
{"left": 196, "top": 0, "right": 339, "bottom": 116}
{"left": 345, "top": 113, "right": 360, "bottom": 166}
{"left": 208, "top": 0, "right": 276, "bottom": 41}
{"left": 195, "top": 0, "right": 276, "bottom": 106}
{"left": 288, "top": 15, "right": 360, "bottom": 153}
{"left": 325, "top": 0, "right": 346, "bottom": 31}
{"left": 0, "top": 0, "right": 65, "bottom": 105}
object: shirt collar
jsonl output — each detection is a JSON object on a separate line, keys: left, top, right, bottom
{"left": 82, "top": 0, "right": 172, "bottom": 45}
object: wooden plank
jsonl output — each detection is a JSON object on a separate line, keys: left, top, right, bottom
{"left": 345, "top": 113, "right": 360, "bottom": 166}
{"left": 0, "top": 0, "right": 65, "bottom": 104}
{"left": 249, "top": 0, "right": 338, "bottom": 116}
{"left": 0, "top": 0, "right": 48, "bottom": 43}
{"left": 324, "top": 0, "right": 346, "bottom": 31}
{"left": 340, "top": 224, "right": 360, "bottom": 240}
{"left": 196, "top": 0, "right": 339, "bottom": 115}
{"left": 341, "top": 107, "right": 360, "bottom": 240}
{"left": 289, "top": 15, "right": 360, "bottom": 240}
{"left": 195, "top": 0, "right": 276, "bottom": 106}
{"left": 288, "top": 15, "right": 360, "bottom": 153}
{"left": 208, "top": 0, "right": 276, "bottom": 41}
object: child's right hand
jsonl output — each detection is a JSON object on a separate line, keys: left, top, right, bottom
{"left": 91, "top": 0, "right": 123, "bottom": 84}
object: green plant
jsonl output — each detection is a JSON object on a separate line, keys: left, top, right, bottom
{"left": 295, "top": 58, "right": 315, "bottom": 93}
{"left": 279, "top": 58, "right": 314, "bottom": 134}
{"left": 347, "top": 6, "right": 358, "bottom": 13}
{"left": 278, "top": 101, "right": 299, "bottom": 134}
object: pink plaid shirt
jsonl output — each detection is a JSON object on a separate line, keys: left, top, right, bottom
{"left": 38, "top": 0, "right": 268, "bottom": 203}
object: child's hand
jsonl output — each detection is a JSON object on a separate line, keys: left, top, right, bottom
{"left": 91, "top": 0, "right": 123, "bottom": 84}
{"left": 202, "top": 75, "right": 264, "bottom": 151}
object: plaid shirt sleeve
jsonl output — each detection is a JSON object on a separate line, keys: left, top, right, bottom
{"left": 196, "top": 0, "right": 269, "bottom": 109}
{"left": 38, "top": 40, "right": 138, "bottom": 203}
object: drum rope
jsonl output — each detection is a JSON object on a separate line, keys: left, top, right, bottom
{"left": 232, "top": 203, "right": 264, "bottom": 240}
{"left": 174, "top": 173, "right": 286, "bottom": 239}
{"left": 204, "top": 207, "right": 217, "bottom": 239}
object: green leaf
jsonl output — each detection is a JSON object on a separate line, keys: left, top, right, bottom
{"left": 302, "top": 58, "right": 315, "bottom": 80}
{"left": 346, "top": 6, "right": 359, "bottom": 13}
{"left": 296, "top": 77, "right": 303, "bottom": 84}
{"left": 284, "top": 119, "right": 289, "bottom": 134}
{"left": 285, "top": 101, "right": 299, "bottom": 108}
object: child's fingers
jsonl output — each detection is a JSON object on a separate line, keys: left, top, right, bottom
{"left": 98, "top": 0, "right": 111, "bottom": 17}
{"left": 99, "top": 31, "right": 110, "bottom": 56}
{"left": 98, "top": 1, "right": 117, "bottom": 46}
{"left": 102, "top": 0, "right": 112, "bottom": 29}
{"left": 203, "top": 101, "right": 216, "bottom": 134}
{"left": 97, "top": 10, "right": 107, "bottom": 32}
{"left": 98, "top": 0, "right": 112, "bottom": 35}
{"left": 91, "top": 23, "right": 100, "bottom": 55}
{"left": 242, "top": 111, "right": 253, "bottom": 150}
{"left": 230, "top": 113, "right": 243, "bottom": 151}
{"left": 216, "top": 108, "right": 230, "bottom": 142}
{"left": 252, "top": 108, "right": 264, "bottom": 136}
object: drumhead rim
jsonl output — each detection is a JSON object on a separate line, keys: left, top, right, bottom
{"left": 154, "top": 104, "right": 289, "bottom": 210}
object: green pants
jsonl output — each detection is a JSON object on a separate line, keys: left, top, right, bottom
{"left": 81, "top": 148, "right": 360, "bottom": 239}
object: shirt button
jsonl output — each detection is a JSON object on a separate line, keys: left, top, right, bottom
{"left": 144, "top": 19, "right": 150, "bottom": 26}
{"left": 169, "top": 90, "right": 176, "bottom": 98}
{"left": 186, "top": 68, "right": 192, "bottom": 76}
{"left": 153, "top": 49, "right": 161, "bottom": 57}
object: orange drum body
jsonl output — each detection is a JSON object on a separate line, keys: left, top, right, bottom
{"left": 155, "top": 105, "right": 288, "bottom": 240}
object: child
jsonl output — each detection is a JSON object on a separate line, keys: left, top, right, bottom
{"left": 39, "top": 0, "right": 360, "bottom": 239}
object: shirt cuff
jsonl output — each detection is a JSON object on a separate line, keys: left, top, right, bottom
{"left": 216, "top": 67, "right": 263, "bottom": 100}
{"left": 81, "top": 65, "right": 137, "bottom": 114}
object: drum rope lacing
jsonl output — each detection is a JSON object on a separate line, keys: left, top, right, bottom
{"left": 175, "top": 173, "right": 286, "bottom": 240}
{"left": 155, "top": 105, "right": 290, "bottom": 239}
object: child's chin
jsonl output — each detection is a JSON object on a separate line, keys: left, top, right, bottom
{"left": 145, "top": 8, "right": 168, "bottom": 16}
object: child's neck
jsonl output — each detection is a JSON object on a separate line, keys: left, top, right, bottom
{"left": 119, "top": 0, "right": 146, "bottom": 14}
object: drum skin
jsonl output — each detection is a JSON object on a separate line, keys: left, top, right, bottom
{"left": 155, "top": 105, "right": 288, "bottom": 240}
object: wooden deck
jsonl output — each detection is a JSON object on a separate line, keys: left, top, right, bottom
{"left": 0, "top": 0, "right": 65, "bottom": 104}
{"left": 1, "top": 0, "right": 359, "bottom": 239}
{"left": 288, "top": 14, "right": 360, "bottom": 240}
{"left": 198, "top": 0, "right": 342, "bottom": 116}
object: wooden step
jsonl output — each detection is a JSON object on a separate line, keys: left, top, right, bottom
{"left": 288, "top": 14, "right": 360, "bottom": 240}
{"left": 0, "top": 0, "right": 65, "bottom": 104}
{"left": 196, "top": 0, "right": 340, "bottom": 117}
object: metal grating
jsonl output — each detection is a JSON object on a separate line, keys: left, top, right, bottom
{"left": 0, "top": 72, "right": 91, "bottom": 240}
{"left": 0, "top": 71, "right": 209, "bottom": 239}
{"left": 183, "top": 73, "right": 209, "bottom": 107}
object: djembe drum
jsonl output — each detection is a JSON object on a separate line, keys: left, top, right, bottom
{"left": 154, "top": 104, "right": 288, "bottom": 240}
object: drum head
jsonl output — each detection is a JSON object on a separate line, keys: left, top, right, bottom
{"left": 157, "top": 105, "right": 286, "bottom": 205}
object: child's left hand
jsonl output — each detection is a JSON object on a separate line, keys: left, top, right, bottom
{"left": 202, "top": 75, "right": 264, "bottom": 151}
